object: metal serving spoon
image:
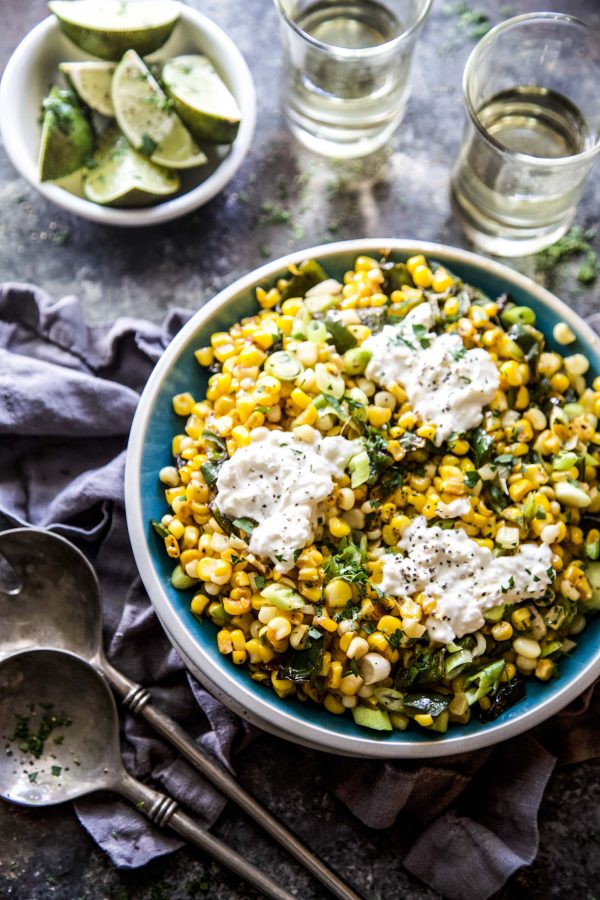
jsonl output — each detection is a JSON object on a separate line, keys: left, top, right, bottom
{"left": 0, "top": 647, "right": 294, "bottom": 900}
{"left": 0, "top": 528, "right": 361, "bottom": 900}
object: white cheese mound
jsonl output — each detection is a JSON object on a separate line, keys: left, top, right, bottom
{"left": 380, "top": 516, "right": 553, "bottom": 643}
{"left": 215, "top": 429, "right": 357, "bottom": 572}
{"left": 362, "top": 302, "right": 500, "bottom": 445}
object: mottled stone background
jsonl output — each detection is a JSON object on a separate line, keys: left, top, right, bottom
{"left": 1, "top": 0, "right": 599, "bottom": 898}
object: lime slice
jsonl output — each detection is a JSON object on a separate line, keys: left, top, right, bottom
{"left": 112, "top": 49, "right": 207, "bottom": 169}
{"left": 59, "top": 61, "right": 115, "bottom": 116}
{"left": 38, "top": 86, "right": 94, "bottom": 182}
{"left": 162, "top": 55, "right": 241, "bottom": 144}
{"left": 83, "top": 125, "right": 180, "bottom": 206}
{"left": 49, "top": 0, "right": 181, "bottom": 61}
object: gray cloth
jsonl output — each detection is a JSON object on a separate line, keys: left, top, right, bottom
{"left": 0, "top": 282, "right": 598, "bottom": 900}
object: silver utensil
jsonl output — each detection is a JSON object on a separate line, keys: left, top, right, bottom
{"left": 0, "top": 528, "right": 361, "bottom": 900}
{"left": 0, "top": 647, "right": 295, "bottom": 900}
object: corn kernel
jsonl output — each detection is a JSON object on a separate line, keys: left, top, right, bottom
{"left": 414, "top": 713, "right": 434, "bottom": 727}
{"left": 551, "top": 372, "right": 570, "bottom": 393}
{"left": 412, "top": 265, "right": 433, "bottom": 288}
{"left": 172, "top": 392, "right": 195, "bottom": 416}
{"left": 314, "top": 615, "right": 338, "bottom": 633}
{"left": 190, "top": 593, "right": 210, "bottom": 616}
{"left": 325, "top": 578, "right": 353, "bottom": 607}
{"left": 416, "top": 423, "right": 437, "bottom": 441}
{"left": 433, "top": 270, "right": 454, "bottom": 293}
{"left": 328, "top": 517, "right": 351, "bottom": 538}
{"left": 271, "top": 671, "right": 296, "bottom": 697}
{"left": 406, "top": 254, "right": 426, "bottom": 274}
{"left": 367, "top": 405, "right": 392, "bottom": 427}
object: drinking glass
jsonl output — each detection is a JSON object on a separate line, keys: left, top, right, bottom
{"left": 273, "top": 0, "right": 432, "bottom": 158}
{"left": 450, "top": 13, "right": 600, "bottom": 257}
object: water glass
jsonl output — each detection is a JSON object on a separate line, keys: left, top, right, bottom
{"left": 273, "top": 0, "right": 432, "bottom": 158}
{"left": 450, "top": 13, "right": 600, "bottom": 257}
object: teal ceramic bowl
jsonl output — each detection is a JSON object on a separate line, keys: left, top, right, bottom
{"left": 125, "top": 240, "right": 600, "bottom": 758}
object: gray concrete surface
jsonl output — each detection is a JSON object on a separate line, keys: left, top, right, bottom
{"left": 1, "top": 0, "right": 600, "bottom": 898}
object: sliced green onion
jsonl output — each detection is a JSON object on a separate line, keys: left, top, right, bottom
{"left": 552, "top": 451, "right": 579, "bottom": 470}
{"left": 260, "top": 583, "right": 305, "bottom": 610}
{"left": 343, "top": 347, "right": 371, "bottom": 375}
{"left": 171, "top": 564, "right": 198, "bottom": 591}
{"left": 306, "top": 320, "right": 328, "bottom": 343}
{"left": 264, "top": 350, "right": 303, "bottom": 381}
{"left": 315, "top": 364, "right": 345, "bottom": 398}
{"left": 444, "top": 649, "right": 472, "bottom": 678}
{"left": 349, "top": 448, "right": 370, "bottom": 488}
{"left": 500, "top": 305, "right": 536, "bottom": 327}
{"left": 555, "top": 481, "right": 591, "bottom": 508}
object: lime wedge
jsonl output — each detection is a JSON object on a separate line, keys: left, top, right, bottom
{"left": 112, "top": 49, "right": 207, "bottom": 169}
{"left": 59, "top": 61, "right": 115, "bottom": 116}
{"left": 83, "top": 125, "right": 180, "bottom": 206}
{"left": 49, "top": 0, "right": 181, "bottom": 61}
{"left": 38, "top": 86, "right": 94, "bottom": 182}
{"left": 162, "top": 55, "right": 241, "bottom": 144}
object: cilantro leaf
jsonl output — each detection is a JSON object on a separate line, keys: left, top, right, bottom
{"left": 232, "top": 517, "right": 257, "bottom": 535}
{"left": 151, "top": 519, "right": 169, "bottom": 538}
{"left": 464, "top": 470, "right": 481, "bottom": 489}
{"left": 470, "top": 427, "right": 494, "bottom": 466}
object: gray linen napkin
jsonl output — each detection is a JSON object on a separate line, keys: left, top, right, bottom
{"left": 0, "top": 281, "right": 598, "bottom": 900}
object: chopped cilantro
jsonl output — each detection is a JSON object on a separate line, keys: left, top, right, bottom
{"left": 470, "top": 427, "right": 494, "bottom": 466}
{"left": 464, "top": 470, "right": 481, "bottom": 489}
{"left": 324, "top": 544, "right": 368, "bottom": 598}
{"left": 151, "top": 519, "right": 169, "bottom": 539}
{"left": 412, "top": 323, "right": 432, "bottom": 348}
{"left": 536, "top": 225, "right": 596, "bottom": 271}
{"left": 232, "top": 517, "right": 257, "bottom": 535}
{"left": 254, "top": 574, "right": 266, "bottom": 590}
{"left": 51, "top": 765, "right": 62, "bottom": 777}
{"left": 9, "top": 709, "right": 71, "bottom": 759}
{"left": 387, "top": 629, "right": 403, "bottom": 650}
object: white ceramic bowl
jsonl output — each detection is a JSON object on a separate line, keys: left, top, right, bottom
{"left": 0, "top": 5, "right": 256, "bottom": 227}
{"left": 126, "top": 239, "right": 600, "bottom": 758}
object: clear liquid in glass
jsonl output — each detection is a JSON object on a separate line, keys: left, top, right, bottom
{"left": 283, "top": 0, "right": 412, "bottom": 156}
{"left": 451, "top": 85, "right": 594, "bottom": 254}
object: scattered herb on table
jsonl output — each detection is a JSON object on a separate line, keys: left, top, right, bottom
{"left": 443, "top": 0, "right": 492, "bottom": 39}
{"left": 535, "top": 225, "right": 598, "bottom": 284}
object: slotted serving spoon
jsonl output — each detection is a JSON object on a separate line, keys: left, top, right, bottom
{"left": 0, "top": 528, "right": 360, "bottom": 900}
{"left": 0, "top": 648, "right": 295, "bottom": 900}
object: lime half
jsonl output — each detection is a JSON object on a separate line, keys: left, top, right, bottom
{"left": 49, "top": 0, "right": 181, "bottom": 61}
{"left": 83, "top": 125, "right": 180, "bottom": 206}
{"left": 162, "top": 55, "right": 241, "bottom": 144}
{"left": 112, "top": 49, "right": 207, "bottom": 169}
{"left": 60, "top": 61, "right": 115, "bottom": 116}
{"left": 39, "top": 86, "right": 94, "bottom": 182}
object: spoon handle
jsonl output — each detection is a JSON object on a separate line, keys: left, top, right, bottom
{"left": 117, "top": 770, "right": 296, "bottom": 900}
{"left": 103, "top": 659, "right": 361, "bottom": 900}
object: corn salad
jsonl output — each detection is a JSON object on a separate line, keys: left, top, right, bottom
{"left": 155, "top": 254, "right": 600, "bottom": 734}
